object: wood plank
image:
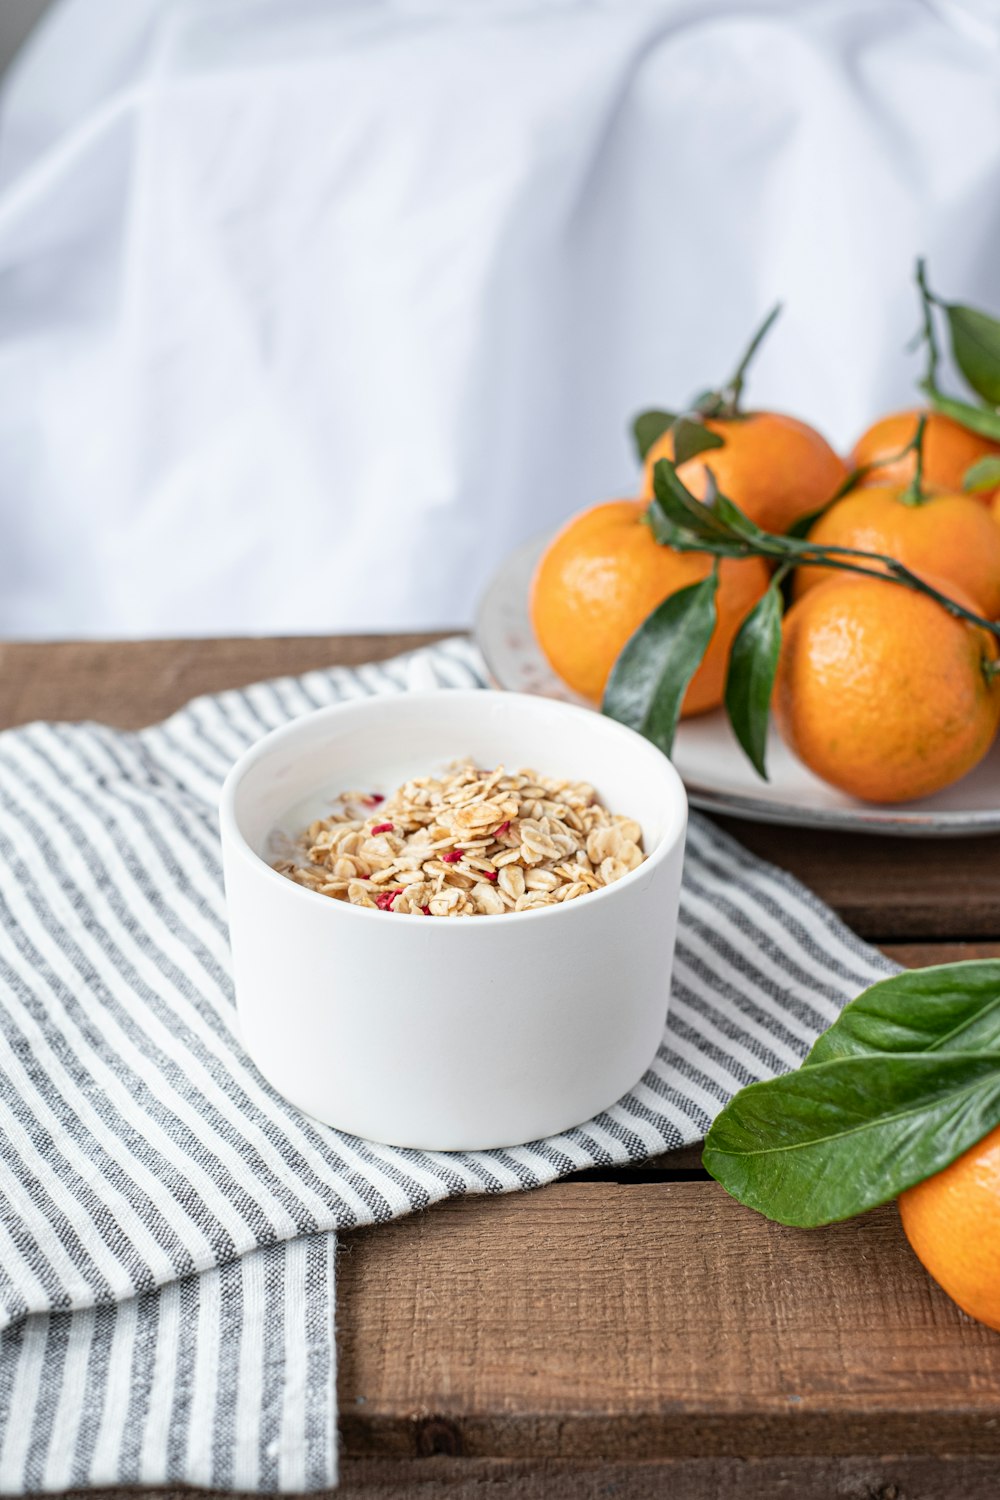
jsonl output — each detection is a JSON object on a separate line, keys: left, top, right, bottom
{"left": 335, "top": 1455, "right": 1000, "bottom": 1499}
{"left": 344, "top": 925, "right": 1000, "bottom": 1478}
{"left": 336, "top": 1183, "right": 1000, "bottom": 1463}
{"left": 0, "top": 633, "right": 448, "bottom": 730}
{"left": 55, "top": 1453, "right": 1000, "bottom": 1500}
{"left": 882, "top": 940, "right": 1000, "bottom": 967}
{"left": 712, "top": 815, "right": 1000, "bottom": 942}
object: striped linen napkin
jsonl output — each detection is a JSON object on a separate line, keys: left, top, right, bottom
{"left": 0, "top": 638, "right": 896, "bottom": 1492}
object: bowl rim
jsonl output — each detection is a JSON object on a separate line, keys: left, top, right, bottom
{"left": 219, "top": 688, "right": 688, "bottom": 927}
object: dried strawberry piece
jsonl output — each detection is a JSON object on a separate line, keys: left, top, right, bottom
{"left": 482, "top": 870, "right": 499, "bottom": 882}
{"left": 493, "top": 820, "right": 511, "bottom": 839}
{"left": 374, "top": 888, "right": 403, "bottom": 911}
{"left": 441, "top": 849, "right": 463, "bottom": 864}
{"left": 361, "top": 793, "right": 385, "bottom": 807}
{"left": 370, "top": 822, "right": 394, "bottom": 835}
{"left": 421, "top": 905, "right": 432, "bottom": 915}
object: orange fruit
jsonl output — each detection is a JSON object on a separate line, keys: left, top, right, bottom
{"left": 850, "top": 408, "right": 1000, "bottom": 498}
{"left": 774, "top": 573, "right": 1000, "bottom": 803}
{"left": 531, "top": 500, "right": 769, "bottom": 712}
{"left": 642, "top": 412, "right": 848, "bottom": 535}
{"left": 898, "top": 1121, "right": 1000, "bottom": 1333}
{"left": 794, "top": 485, "right": 1000, "bottom": 618}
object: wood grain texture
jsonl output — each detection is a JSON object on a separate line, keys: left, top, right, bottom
{"left": 336, "top": 1455, "right": 1000, "bottom": 1499}
{"left": 882, "top": 940, "right": 1000, "bottom": 966}
{"left": 52, "top": 1457, "right": 1000, "bottom": 1500}
{"left": 337, "top": 1183, "right": 1000, "bottom": 1463}
{"left": 336, "top": 934, "right": 1000, "bottom": 1467}
{"left": 0, "top": 634, "right": 448, "bottom": 730}
{"left": 714, "top": 815, "right": 1000, "bottom": 941}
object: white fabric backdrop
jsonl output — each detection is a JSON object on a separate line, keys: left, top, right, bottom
{"left": 1, "top": 0, "right": 999, "bottom": 638}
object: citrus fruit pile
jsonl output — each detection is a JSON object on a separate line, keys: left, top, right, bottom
{"left": 530, "top": 275, "right": 1000, "bottom": 805}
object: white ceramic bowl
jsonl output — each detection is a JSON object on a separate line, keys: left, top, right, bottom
{"left": 220, "top": 690, "right": 688, "bottom": 1150}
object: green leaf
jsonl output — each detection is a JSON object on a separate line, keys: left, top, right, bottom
{"left": 805, "top": 960, "right": 1000, "bottom": 1067}
{"left": 923, "top": 385, "right": 1000, "bottom": 444}
{"left": 946, "top": 302, "right": 1000, "bottom": 406}
{"left": 632, "top": 409, "right": 677, "bottom": 462}
{"left": 704, "top": 959, "right": 1000, "bottom": 1227}
{"left": 692, "top": 387, "right": 724, "bottom": 417}
{"left": 602, "top": 569, "right": 718, "bottom": 756}
{"left": 964, "top": 455, "right": 1000, "bottom": 493}
{"left": 671, "top": 416, "right": 725, "bottom": 468}
{"left": 702, "top": 1051, "right": 1000, "bottom": 1227}
{"left": 723, "top": 582, "right": 783, "bottom": 780}
{"left": 650, "top": 460, "right": 742, "bottom": 544}
{"left": 710, "top": 487, "right": 766, "bottom": 541}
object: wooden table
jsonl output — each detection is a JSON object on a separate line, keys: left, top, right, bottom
{"left": 4, "top": 633, "right": 1000, "bottom": 1500}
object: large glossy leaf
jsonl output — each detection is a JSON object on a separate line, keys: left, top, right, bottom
{"left": 723, "top": 581, "right": 783, "bottom": 779}
{"left": 702, "top": 1051, "right": 1000, "bottom": 1227}
{"left": 632, "top": 409, "right": 677, "bottom": 462}
{"left": 805, "top": 960, "right": 1000, "bottom": 1066}
{"left": 946, "top": 301, "right": 1000, "bottom": 406}
{"left": 602, "top": 570, "right": 718, "bottom": 756}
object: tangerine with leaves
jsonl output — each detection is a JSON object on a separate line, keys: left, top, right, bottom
{"left": 899, "top": 1121, "right": 1000, "bottom": 1334}
{"left": 794, "top": 484, "right": 1000, "bottom": 618}
{"left": 642, "top": 412, "right": 848, "bottom": 537}
{"left": 635, "top": 307, "right": 847, "bottom": 536}
{"left": 851, "top": 408, "right": 1000, "bottom": 498}
{"left": 530, "top": 500, "right": 769, "bottom": 712}
{"left": 774, "top": 573, "right": 1000, "bottom": 803}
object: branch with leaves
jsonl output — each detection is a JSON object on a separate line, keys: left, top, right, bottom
{"left": 601, "top": 458, "right": 1000, "bottom": 779}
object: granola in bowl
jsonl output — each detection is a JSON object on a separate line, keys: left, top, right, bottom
{"left": 274, "top": 760, "right": 645, "bottom": 916}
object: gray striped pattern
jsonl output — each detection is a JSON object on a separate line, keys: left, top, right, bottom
{"left": 0, "top": 638, "right": 896, "bottom": 1490}
{"left": 0, "top": 1236, "right": 335, "bottom": 1492}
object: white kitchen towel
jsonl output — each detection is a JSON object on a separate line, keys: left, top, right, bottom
{"left": 0, "top": 638, "right": 896, "bottom": 1490}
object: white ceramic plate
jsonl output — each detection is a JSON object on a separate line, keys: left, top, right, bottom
{"left": 474, "top": 533, "right": 1000, "bottom": 837}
